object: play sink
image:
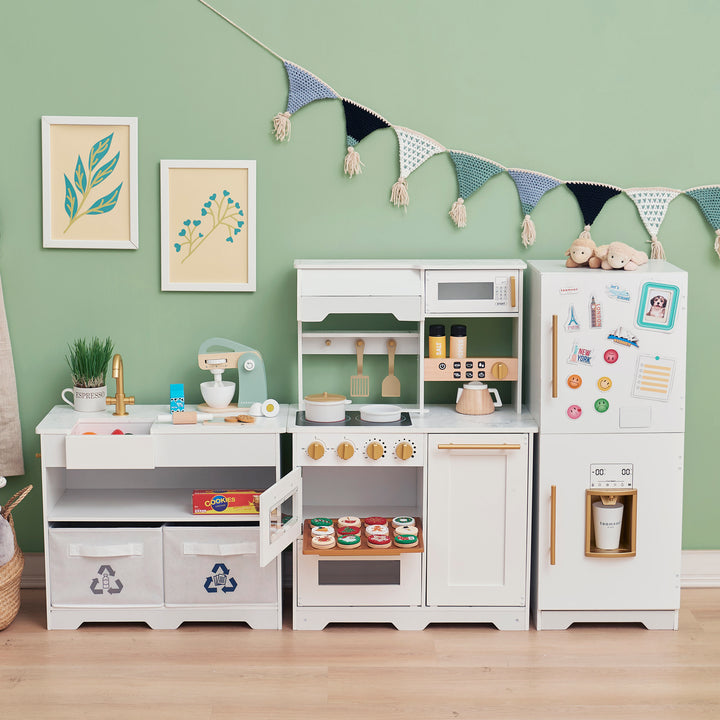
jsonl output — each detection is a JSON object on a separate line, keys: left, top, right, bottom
{"left": 66, "top": 419, "right": 155, "bottom": 469}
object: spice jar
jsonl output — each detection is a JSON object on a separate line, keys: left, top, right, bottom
{"left": 449, "top": 324, "right": 467, "bottom": 358}
{"left": 428, "top": 325, "right": 446, "bottom": 358}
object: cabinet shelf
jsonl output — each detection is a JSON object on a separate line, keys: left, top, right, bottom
{"left": 301, "top": 332, "right": 419, "bottom": 355}
{"left": 301, "top": 519, "right": 424, "bottom": 556}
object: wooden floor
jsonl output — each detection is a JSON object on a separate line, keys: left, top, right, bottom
{"left": 1, "top": 589, "right": 718, "bottom": 719}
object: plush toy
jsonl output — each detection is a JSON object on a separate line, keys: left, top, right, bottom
{"left": 0, "top": 515, "right": 14, "bottom": 566}
{"left": 564, "top": 235, "right": 597, "bottom": 268}
{"left": 590, "top": 242, "right": 649, "bottom": 271}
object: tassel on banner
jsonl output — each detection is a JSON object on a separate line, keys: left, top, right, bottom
{"left": 344, "top": 146, "right": 364, "bottom": 177}
{"left": 649, "top": 235, "right": 666, "bottom": 260}
{"left": 391, "top": 177, "right": 409, "bottom": 208}
{"left": 715, "top": 230, "right": 720, "bottom": 259}
{"left": 449, "top": 198, "right": 467, "bottom": 228}
{"left": 579, "top": 224, "right": 592, "bottom": 242}
{"left": 521, "top": 214, "right": 537, "bottom": 247}
{"left": 272, "top": 111, "right": 292, "bottom": 142}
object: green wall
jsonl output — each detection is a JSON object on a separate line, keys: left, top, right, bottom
{"left": 1, "top": 0, "right": 718, "bottom": 551}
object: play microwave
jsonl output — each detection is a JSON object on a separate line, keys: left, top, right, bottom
{"left": 424, "top": 267, "right": 520, "bottom": 316}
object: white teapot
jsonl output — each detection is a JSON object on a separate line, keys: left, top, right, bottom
{"left": 455, "top": 382, "right": 502, "bottom": 415}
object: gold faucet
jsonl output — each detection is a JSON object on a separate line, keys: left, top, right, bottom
{"left": 106, "top": 354, "right": 135, "bottom": 416}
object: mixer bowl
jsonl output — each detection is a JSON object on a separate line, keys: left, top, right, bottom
{"left": 200, "top": 381, "right": 236, "bottom": 408}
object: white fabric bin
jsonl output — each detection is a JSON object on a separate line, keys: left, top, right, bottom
{"left": 48, "top": 527, "right": 163, "bottom": 607}
{"left": 163, "top": 525, "right": 277, "bottom": 606}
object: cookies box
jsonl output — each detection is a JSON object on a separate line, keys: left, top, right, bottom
{"left": 192, "top": 490, "right": 260, "bottom": 515}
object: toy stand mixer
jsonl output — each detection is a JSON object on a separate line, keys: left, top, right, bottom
{"left": 197, "top": 337, "right": 269, "bottom": 414}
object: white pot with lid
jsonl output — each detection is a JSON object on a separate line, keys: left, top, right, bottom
{"left": 304, "top": 392, "right": 352, "bottom": 422}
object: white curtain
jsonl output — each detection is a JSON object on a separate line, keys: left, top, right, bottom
{"left": 0, "top": 273, "right": 24, "bottom": 477}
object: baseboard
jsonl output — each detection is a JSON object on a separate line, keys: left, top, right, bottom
{"left": 21, "top": 550, "right": 720, "bottom": 590}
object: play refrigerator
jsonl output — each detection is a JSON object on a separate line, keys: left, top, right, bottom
{"left": 526, "top": 260, "right": 687, "bottom": 630}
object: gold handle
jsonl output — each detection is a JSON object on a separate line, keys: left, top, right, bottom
{"left": 437, "top": 443, "right": 522, "bottom": 451}
{"left": 551, "top": 315, "right": 558, "bottom": 399}
{"left": 510, "top": 275, "right": 517, "bottom": 308}
{"left": 550, "top": 485, "right": 557, "bottom": 566}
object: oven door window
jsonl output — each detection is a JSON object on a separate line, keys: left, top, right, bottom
{"left": 318, "top": 559, "right": 400, "bottom": 586}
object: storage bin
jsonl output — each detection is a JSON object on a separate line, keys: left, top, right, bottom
{"left": 163, "top": 525, "right": 277, "bottom": 606}
{"left": 48, "top": 526, "right": 163, "bottom": 607}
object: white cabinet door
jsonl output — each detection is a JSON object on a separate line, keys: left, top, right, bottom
{"left": 426, "top": 434, "right": 530, "bottom": 607}
{"left": 259, "top": 467, "right": 303, "bottom": 567}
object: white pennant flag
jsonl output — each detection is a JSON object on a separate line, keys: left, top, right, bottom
{"left": 390, "top": 127, "right": 445, "bottom": 208}
{"left": 625, "top": 187, "right": 681, "bottom": 260}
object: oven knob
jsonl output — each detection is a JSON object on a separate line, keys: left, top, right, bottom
{"left": 307, "top": 441, "right": 326, "bottom": 460}
{"left": 491, "top": 361, "right": 509, "bottom": 380}
{"left": 337, "top": 441, "right": 355, "bottom": 460}
{"left": 366, "top": 441, "right": 384, "bottom": 460}
{"left": 395, "top": 442, "right": 414, "bottom": 461}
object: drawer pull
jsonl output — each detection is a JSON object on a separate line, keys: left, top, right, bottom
{"left": 550, "top": 485, "right": 557, "bottom": 566}
{"left": 552, "top": 314, "right": 558, "bottom": 399}
{"left": 437, "top": 443, "right": 522, "bottom": 451}
{"left": 68, "top": 543, "right": 143, "bottom": 558}
{"left": 183, "top": 541, "right": 257, "bottom": 557}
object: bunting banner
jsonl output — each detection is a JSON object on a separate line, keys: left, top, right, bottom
{"left": 341, "top": 100, "right": 390, "bottom": 177}
{"left": 507, "top": 169, "right": 562, "bottom": 247}
{"left": 565, "top": 182, "right": 622, "bottom": 246}
{"left": 198, "top": 1, "right": 720, "bottom": 263}
{"left": 447, "top": 152, "right": 504, "bottom": 228}
{"left": 625, "top": 187, "right": 681, "bottom": 260}
{"left": 685, "top": 185, "right": 720, "bottom": 258}
{"left": 390, "top": 127, "right": 445, "bottom": 208}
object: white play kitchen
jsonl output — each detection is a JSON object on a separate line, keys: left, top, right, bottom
{"left": 34, "top": 257, "right": 687, "bottom": 631}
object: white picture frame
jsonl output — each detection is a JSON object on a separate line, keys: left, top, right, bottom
{"left": 41, "top": 116, "right": 138, "bottom": 249}
{"left": 160, "top": 160, "right": 256, "bottom": 292}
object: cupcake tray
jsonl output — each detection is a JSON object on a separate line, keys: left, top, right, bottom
{"left": 302, "top": 518, "right": 424, "bottom": 556}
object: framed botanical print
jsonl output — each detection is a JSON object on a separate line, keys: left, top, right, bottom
{"left": 161, "top": 160, "right": 256, "bottom": 291}
{"left": 41, "top": 116, "right": 138, "bottom": 249}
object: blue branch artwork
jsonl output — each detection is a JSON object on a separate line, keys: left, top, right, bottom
{"left": 174, "top": 190, "right": 245, "bottom": 263}
{"left": 63, "top": 132, "right": 122, "bottom": 232}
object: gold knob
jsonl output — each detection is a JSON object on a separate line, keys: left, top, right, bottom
{"left": 491, "top": 362, "right": 508, "bottom": 380}
{"left": 307, "top": 441, "right": 325, "bottom": 460}
{"left": 395, "top": 442, "right": 413, "bottom": 461}
{"left": 366, "top": 441, "right": 384, "bottom": 460}
{"left": 337, "top": 441, "right": 355, "bottom": 460}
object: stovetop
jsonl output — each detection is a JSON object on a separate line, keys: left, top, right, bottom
{"left": 295, "top": 411, "right": 413, "bottom": 427}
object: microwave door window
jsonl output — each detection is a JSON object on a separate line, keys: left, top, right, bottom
{"left": 437, "top": 282, "right": 494, "bottom": 301}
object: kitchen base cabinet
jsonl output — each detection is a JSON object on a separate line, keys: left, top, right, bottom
{"left": 36, "top": 405, "right": 294, "bottom": 630}
{"left": 426, "top": 433, "right": 533, "bottom": 630}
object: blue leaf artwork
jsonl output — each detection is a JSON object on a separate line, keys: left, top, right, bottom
{"left": 63, "top": 132, "right": 122, "bottom": 233}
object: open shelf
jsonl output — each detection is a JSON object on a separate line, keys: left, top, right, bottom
{"left": 302, "top": 518, "right": 424, "bottom": 556}
{"left": 585, "top": 489, "right": 637, "bottom": 558}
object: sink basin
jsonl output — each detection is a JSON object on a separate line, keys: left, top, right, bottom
{"left": 66, "top": 420, "right": 155, "bottom": 469}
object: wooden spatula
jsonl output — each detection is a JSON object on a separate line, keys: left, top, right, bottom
{"left": 350, "top": 339, "right": 369, "bottom": 398}
{"left": 381, "top": 339, "right": 401, "bottom": 397}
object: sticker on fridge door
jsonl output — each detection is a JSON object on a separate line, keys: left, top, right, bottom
{"left": 605, "top": 283, "right": 631, "bottom": 303}
{"left": 568, "top": 342, "right": 593, "bottom": 366}
{"left": 607, "top": 327, "right": 639, "bottom": 348}
{"left": 565, "top": 304, "right": 581, "bottom": 332}
{"left": 636, "top": 283, "right": 679, "bottom": 331}
{"left": 589, "top": 296, "right": 603, "bottom": 328}
{"left": 632, "top": 355, "right": 675, "bottom": 401}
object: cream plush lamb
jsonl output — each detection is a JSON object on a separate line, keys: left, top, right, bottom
{"left": 565, "top": 235, "right": 597, "bottom": 268}
{"left": 590, "top": 241, "right": 649, "bottom": 271}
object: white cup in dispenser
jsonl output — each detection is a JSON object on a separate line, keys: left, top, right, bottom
{"left": 592, "top": 499, "right": 624, "bottom": 550}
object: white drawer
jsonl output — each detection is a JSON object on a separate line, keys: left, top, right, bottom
{"left": 48, "top": 527, "right": 163, "bottom": 607}
{"left": 154, "top": 433, "right": 277, "bottom": 467}
{"left": 296, "top": 548, "right": 422, "bottom": 607}
{"left": 163, "top": 526, "right": 277, "bottom": 606}
{"left": 300, "top": 268, "right": 421, "bottom": 297}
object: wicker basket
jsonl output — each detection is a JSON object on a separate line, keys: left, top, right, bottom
{"left": 0, "top": 485, "right": 32, "bottom": 631}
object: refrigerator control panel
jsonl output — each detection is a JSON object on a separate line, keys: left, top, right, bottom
{"left": 589, "top": 463, "right": 634, "bottom": 489}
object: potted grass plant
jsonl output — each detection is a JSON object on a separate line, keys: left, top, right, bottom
{"left": 62, "top": 337, "right": 114, "bottom": 412}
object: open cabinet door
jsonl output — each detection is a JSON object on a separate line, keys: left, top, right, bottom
{"left": 259, "top": 467, "right": 302, "bottom": 567}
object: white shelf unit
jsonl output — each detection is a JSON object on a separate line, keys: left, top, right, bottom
{"left": 295, "top": 260, "right": 525, "bottom": 412}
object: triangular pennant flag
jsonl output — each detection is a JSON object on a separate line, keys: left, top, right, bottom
{"left": 686, "top": 185, "right": 720, "bottom": 259}
{"left": 272, "top": 61, "right": 338, "bottom": 141}
{"left": 447, "top": 152, "right": 504, "bottom": 228}
{"left": 341, "top": 99, "right": 390, "bottom": 177}
{"left": 625, "top": 187, "right": 681, "bottom": 260}
{"left": 566, "top": 181, "right": 622, "bottom": 245}
{"left": 390, "top": 127, "right": 445, "bottom": 208}
{"left": 507, "top": 169, "right": 562, "bottom": 246}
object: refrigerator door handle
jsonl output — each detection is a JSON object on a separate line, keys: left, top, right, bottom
{"left": 551, "top": 315, "right": 558, "bottom": 399}
{"left": 550, "top": 484, "right": 557, "bottom": 565}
